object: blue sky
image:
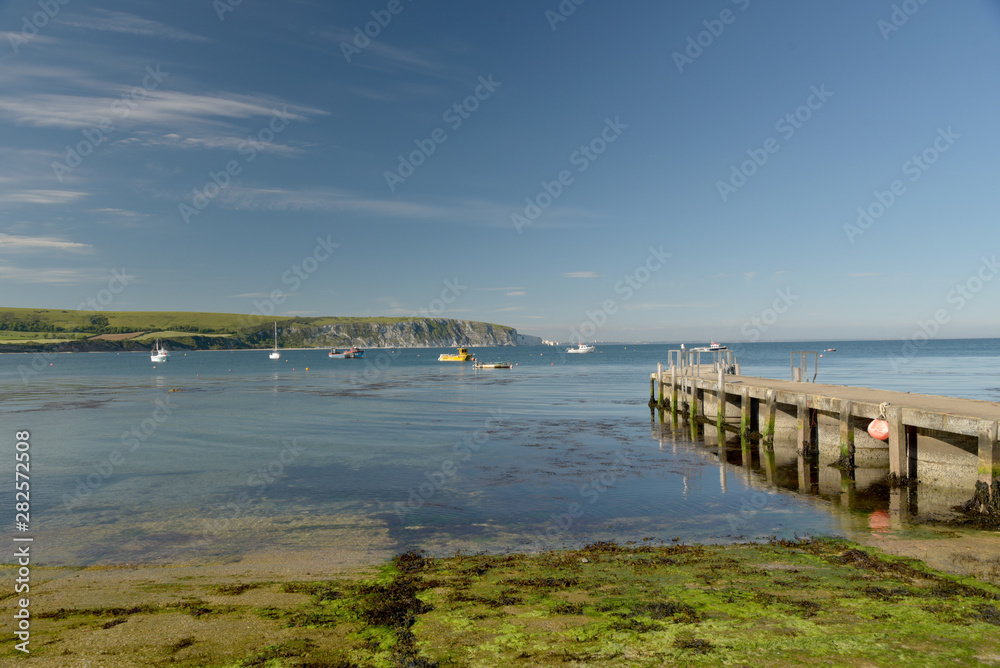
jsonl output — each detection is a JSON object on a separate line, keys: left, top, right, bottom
{"left": 2, "top": 0, "right": 999, "bottom": 343}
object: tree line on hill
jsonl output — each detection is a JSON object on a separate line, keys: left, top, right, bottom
{"left": 0, "top": 314, "right": 219, "bottom": 335}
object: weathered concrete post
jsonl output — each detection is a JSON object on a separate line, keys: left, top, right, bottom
{"left": 977, "top": 420, "right": 999, "bottom": 510}
{"left": 796, "top": 395, "right": 808, "bottom": 454}
{"left": 794, "top": 367, "right": 802, "bottom": 382}
{"left": 762, "top": 389, "right": 777, "bottom": 450}
{"left": 670, "top": 364, "right": 678, "bottom": 425}
{"left": 740, "top": 386, "right": 751, "bottom": 441}
{"left": 657, "top": 362, "right": 665, "bottom": 410}
{"left": 839, "top": 400, "right": 854, "bottom": 464}
{"left": 716, "top": 368, "right": 726, "bottom": 434}
{"left": 888, "top": 406, "right": 907, "bottom": 479}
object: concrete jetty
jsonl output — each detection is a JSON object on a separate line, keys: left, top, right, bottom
{"left": 650, "top": 357, "right": 1000, "bottom": 515}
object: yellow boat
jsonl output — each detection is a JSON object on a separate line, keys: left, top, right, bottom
{"left": 438, "top": 347, "right": 474, "bottom": 361}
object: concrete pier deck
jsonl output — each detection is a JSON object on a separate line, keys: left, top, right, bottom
{"left": 650, "top": 364, "right": 1000, "bottom": 512}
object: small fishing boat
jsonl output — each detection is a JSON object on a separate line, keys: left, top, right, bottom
{"left": 269, "top": 322, "right": 281, "bottom": 360}
{"left": 474, "top": 361, "right": 512, "bottom": 369}
{"left": 150, "top": 340, "right": 170, "bottom": 363}
{"left": 692, "top": 342, "right": 727, "bottom": 352}
{"left": 438, "top": 347, "right": 474, "bottom": 361}
{"left": 329, "top": 346, "right": 365, "bottom": 359}
{"left": 566, "top": 343, "right": 595, "bottom": 354}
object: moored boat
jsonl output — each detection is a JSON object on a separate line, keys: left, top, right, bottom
{"left": 692, "top": 341, "right": 727, "bottom": 352}
{"left": 150, "top": 339, "right": 170, "bottom": 363}
{"left": 566, "top": 343, "right": 595, "bottom": 354}
{"left": 269, "top": 322, "right": 281, "bottom": 360}
{"left": 329, "top": 346, "right": 365, "bottom": 359}
{"left": 474, "top": 361, "right": 512, "bottom": 369}
{"left": 438, "top": 347, "right": 474, "bottom": 361}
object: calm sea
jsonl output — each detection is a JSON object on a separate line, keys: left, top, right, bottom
{"left": 2, "top": 339, "right": 998, "bottom": 566}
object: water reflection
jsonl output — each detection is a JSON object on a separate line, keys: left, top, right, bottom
{"left": 650, "top": 410, "right": 963, "bottom": 531}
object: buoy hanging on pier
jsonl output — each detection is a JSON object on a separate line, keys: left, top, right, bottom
{"left": 867, "top": 402, "right": 890, "bottom": 441}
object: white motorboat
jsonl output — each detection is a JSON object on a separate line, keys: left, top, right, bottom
{"left": 566, "top": 343, "right": 595, "bottom": 354}
{"left": 269, "top": 322, "right": 281, "bottom": 360}
{"left": 150, "top": 340, "right": 170, "bottom": 363}
{"left": 691, "top": 341, "right": 727, "bottom": 352}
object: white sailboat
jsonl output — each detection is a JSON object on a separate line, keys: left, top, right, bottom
{"left": 150, "top": 339, "right": 170, "bottom": 363}
{"left": 269, "top": 322, "right": 281, "bottom": 360}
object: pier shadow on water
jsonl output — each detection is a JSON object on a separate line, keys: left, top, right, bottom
{"left": 650, "top": 409, "right": 975, "bottom": 534}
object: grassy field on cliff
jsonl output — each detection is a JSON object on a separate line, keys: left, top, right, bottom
{"left": 0, "top": 308, "right": 514, "bottom": 348}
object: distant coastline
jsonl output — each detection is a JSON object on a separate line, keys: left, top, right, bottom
{"left": 0, "top": 307, "right": 542, "bottom": 352}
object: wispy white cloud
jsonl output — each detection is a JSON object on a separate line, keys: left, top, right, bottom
{"left": 0, "top": 265, "right": 95, "bottom": 282}
{"left": 623, "top": 303, "right": 716, "bottom": 311}
{"left": 0, "top": 190, "right": 88, "bottom": 204}
{"left": 0, "top": 90, "right": 322, "bottom": 131}
{"left": 848, "top": 272, "right": 881, "bottom": 277}
{"left": 744, "top": 271, "right": 757, "bottom": 280}
{"left": 0, "top": 233, "right": 92, "bottom": 252}
{"left": 59, "top": 10, "right": 210, "bottom": 43}
{"left": 563, "top": 271, "right": 600, "bottom": 278}
{"left": 505, "top": 291, "right": 526, "bottom": 297}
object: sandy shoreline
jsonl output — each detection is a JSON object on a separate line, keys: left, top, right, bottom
{"left": 5, "top": 528, "right": 999, "bottom": 667}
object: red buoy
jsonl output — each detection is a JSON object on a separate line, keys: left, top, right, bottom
{"left": 867, "top": 419, "right": 890, "bottom": 441}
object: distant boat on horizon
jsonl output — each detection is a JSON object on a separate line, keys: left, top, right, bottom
{"left": 566, "top": 343, "right": 595, "bottom": 354}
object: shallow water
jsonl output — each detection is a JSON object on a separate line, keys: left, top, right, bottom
{"left": 1, "top": 339, "right": 996, "bottom": 566}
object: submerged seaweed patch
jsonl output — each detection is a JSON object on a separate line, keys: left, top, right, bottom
{"left": 12, "top": 539, "right": 1000, "bottom": 667}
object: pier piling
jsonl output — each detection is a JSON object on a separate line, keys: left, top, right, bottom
{"left": 651, "top": 362, "right": 1000, "bottom": 508}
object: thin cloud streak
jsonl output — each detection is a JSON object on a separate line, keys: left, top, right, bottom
{"left": 59, "top": 10, "right": 210, "bottom": 43}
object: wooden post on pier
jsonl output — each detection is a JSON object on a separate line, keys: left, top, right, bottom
{"left": 839, "top": 400, "right": 854, "bottom": 463}
{"left": 649, "top": 376, "right": 656, "bottom": 410}
{"left": 670, "top": 365, "right": 678, "bottom": 425}
{"left": 763, "top": 389, "right": 776, "bottom": 450}
{"left": 888, "top": 406, "right": 906, "bottom": 479}
{"left": 716, "top": 368, "right": 726, "bottom": 433}
{"left": 796, "top": 396, "right": 808, "bottom": 453}
{"left": 977, "top": 419, "right": 999, "bottom": 486}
